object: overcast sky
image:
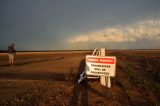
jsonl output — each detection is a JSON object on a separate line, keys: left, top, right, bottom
{"left": 0, "top": 0, "right": 160, "bottom": 50}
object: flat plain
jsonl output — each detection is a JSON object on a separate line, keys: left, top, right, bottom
{"left": 0, "top": 50, "right": 160, "bottom": 106}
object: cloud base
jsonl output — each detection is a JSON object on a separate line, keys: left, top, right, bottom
{"left": 67, "top": 18, "right": 160, "bottom": 49}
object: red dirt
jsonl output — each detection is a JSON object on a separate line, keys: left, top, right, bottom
{"left": 0, "top": 50, "right": 159, "bottom": 106}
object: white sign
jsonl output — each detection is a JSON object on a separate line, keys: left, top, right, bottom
{"left": 85, "top": 55, "right": 116, "bottom": 77}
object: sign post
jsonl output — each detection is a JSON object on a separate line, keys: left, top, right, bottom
{"left": 86, "top": 50, "right": 116, "bottom": 88}
{"left": 78, "top": 48, "right": 116, "bottom": 88}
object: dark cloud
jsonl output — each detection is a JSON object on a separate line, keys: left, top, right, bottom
{"left": 0, "top": 0, "right": 160, "bottom": 50}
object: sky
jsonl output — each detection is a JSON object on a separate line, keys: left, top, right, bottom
{"left": 0, "top": 0, "right": 160, "bottom": 50}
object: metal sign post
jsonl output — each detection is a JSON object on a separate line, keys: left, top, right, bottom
{"left": 78, "top": 48, "right": 116, "bottom": 88}
{"left": 86, "top": 55, "right": 116, "bottom": 87}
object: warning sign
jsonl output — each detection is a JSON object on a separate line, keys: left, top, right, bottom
{"left": 85, "top": 55, "right": 116, "bottom": 77}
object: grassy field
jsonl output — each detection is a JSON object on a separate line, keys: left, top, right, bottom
{"left": 0, "top": 50, "right": 160, "bottom": 106}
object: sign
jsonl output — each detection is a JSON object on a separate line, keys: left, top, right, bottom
{"left": 85, "top": 55, "right": 116, "bottom": 77}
